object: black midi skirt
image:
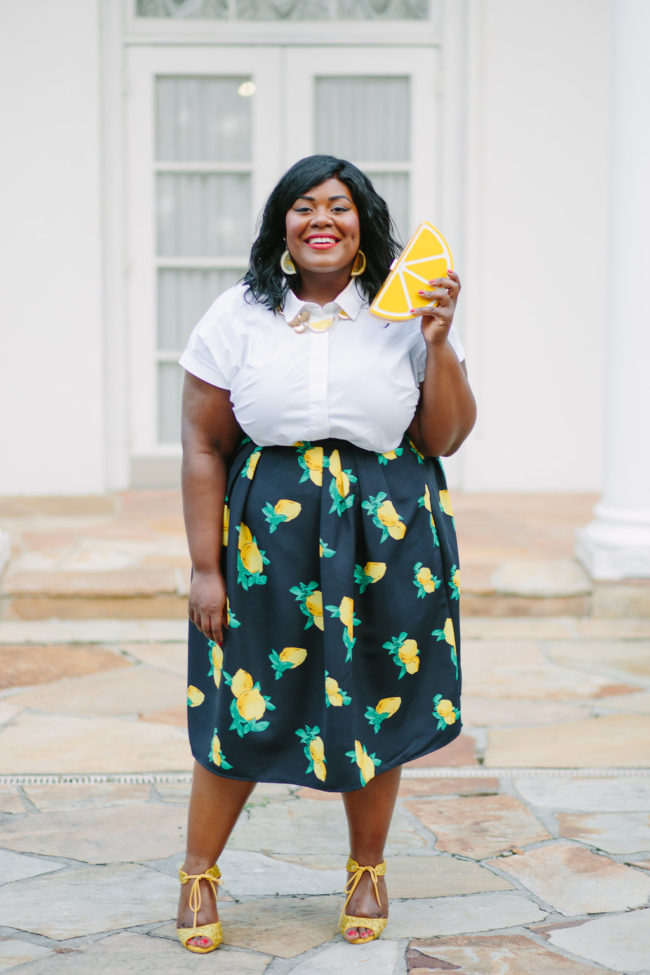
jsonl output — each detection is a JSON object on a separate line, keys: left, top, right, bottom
{"left": 186, "top": 436, "right": 462, "bottom": 792}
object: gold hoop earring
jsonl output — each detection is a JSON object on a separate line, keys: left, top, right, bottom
{"left": 350, "top": 250, "right": 366, "bottom": 277}
{"left": 280, "top": 249, "right": 297, "bottom": 275}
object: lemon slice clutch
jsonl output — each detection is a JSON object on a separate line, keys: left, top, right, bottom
{"left": 369, "top": 221, "right": 453, "bottom": 322}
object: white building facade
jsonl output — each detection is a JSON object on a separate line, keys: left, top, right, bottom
{"left": 5, "top": 0, "right": 647, "bottom": 575}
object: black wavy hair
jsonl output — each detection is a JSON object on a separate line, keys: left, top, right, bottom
{"left": 243, "top": 155, "right": 402, "bottom": 311}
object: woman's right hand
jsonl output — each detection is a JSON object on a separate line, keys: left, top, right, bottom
{"left": 188, "top": 568, "right": 228, "bottom": 644}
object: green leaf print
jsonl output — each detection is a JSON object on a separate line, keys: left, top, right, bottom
{"left": 433, "top": 693, "right": 460, "bottom": 732}
{"left": 236, "top": 525, "right": 269, "bottom": 590}
{"left": 432, "top": 619, "right": 459, "bottom": 679}
{"left": 320, "top": 538, "right": 336, "bottom": 558}
{"left": 209, "top": 727, "right": 233, "bottom": 769}
{"left": 290, "top": 581, "right": 323, "bottom": 631}
{"left": 345, "top": 741, "right": 382, "bottom": 786}
{"left": 325, "top": 597, "right": 360, "bottom": 663}
{"left": 412, "top": 562, "right": 441, "bottom": 599}
{"left": 324, "top": 671, "right": 352, "bottom": 707}
{"left": 448, "top": 564, "right": 460, "bottom": 600}
{"left": 295, "top": 725, "right": 327, "bottom": 782}
{"left": 362, "top": 492, "right": 406, "bottom": 543}
{"left": 382, "top": 632, "right": 420, "bottom": 679}
{"left": 377, "top": 446, "right": 404, "bottom": 465}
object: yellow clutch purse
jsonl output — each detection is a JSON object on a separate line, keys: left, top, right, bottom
{"left": 369, "top": 221, "right": 453, "bottom": 322}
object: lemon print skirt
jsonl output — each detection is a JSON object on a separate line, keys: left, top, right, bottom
{"left": 187, "top": 436, "right": 462, "bottom": 792}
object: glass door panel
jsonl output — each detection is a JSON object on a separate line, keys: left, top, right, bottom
{"left": 287, "top": 49, "right": 438, "bottom": 244}
{"left": 127, "top": 47, "right": 281, "bottom": 458}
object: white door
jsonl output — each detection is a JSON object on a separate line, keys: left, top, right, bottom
{"left": 125, "top": 45, "right": 440, "bottom": 481}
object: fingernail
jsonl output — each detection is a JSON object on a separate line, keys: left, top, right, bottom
{"left": 417, "top": 290, "right": 426, "bottom": 296}
{"left": 409, "top": 308, "right": 415, "bottom": 314}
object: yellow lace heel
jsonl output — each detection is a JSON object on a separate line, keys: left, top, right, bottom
{"left": 177, "top": 864, "right": 223, "bottom": 953}
{"left": 339, "top": 856, "right": 387, "bottom": 944}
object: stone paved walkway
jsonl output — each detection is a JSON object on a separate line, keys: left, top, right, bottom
{"left": 1, "top": 616, "right": 649, "bottom": 974}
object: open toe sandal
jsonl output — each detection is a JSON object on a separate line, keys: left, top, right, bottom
{"left": 339, "top": 856, "right": 387, "bottom": 944}
{"left": 177, "top": 863, "right": 223, "bottom": 953}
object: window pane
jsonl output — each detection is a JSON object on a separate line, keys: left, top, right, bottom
{"left": 337, "top": 0, "right": 429, "bottom": 18}
{"left": 236, "top": 0, "right": 328, "bottom": 17}
{"left": 137, "top": 0, "right": 228, "bottom": 17}
{"left": 156, "top": 77, "right": 253, "bottom": 163}
{"left": 158, "top": 268, "right": 246, "bottom": 350}
{"left": 158, "top": 362, "right": 184, "bottom": 444}
{"left": 314, "top": 77, "right": 410, "bottom": 162}
{"left": 366, "top": 171, "right": 410, "bottom": 244}
{"left": 156, "top": 173, "right": 252, "bottom": 256}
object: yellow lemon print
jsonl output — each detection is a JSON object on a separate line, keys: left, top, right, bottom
{"left": 210, "top": 644, "right": 223, "bottom": 688}
{"left": 339, "top": 596, "right": 355, "bottom": 641}
{"left": 275, "top": 499, "right": 301, "bottom": 522}
{"left": 313, "top": 760, "right": 327, "bottom": 782}
{"left": 211, "top": 731, "right": 224, "bottom": 765}
{"left": 222, "top": 504, "right": 229, "bottom": 547}
{"left": 365, "top": 561, "right": 387, "bottom": 582}
{"left": 436, "top": 698, "right": 457, "bottom": 725}
{"left": 376, "top": 696, "right": 402, "bottom": 718}
{"left": 279, "top": 646, "right": 307, "bottom": 668}
{"left": 246, "top": 451, "right": 261, "bottom": 479}
{"left": 187, "top": 685, "right": 205, "bottom": 708}
{"left": 353, "top": 740, "right": 378, "bottom": 785}
{"left": 439, "top": 489, "right": 454, "bottom": 517}
{"left": 325, "top": 675, "right": 344, "bottom": 707}
{"left": 335, "top": 471, "right": 350, "bottom": 498}
{"left": 416, "top": 565, "right": 438, "bottom": 593}
{"left": 444, "top": 617, "right": 456, "bottom": 649}
{"left": 231, "top": 668, "right": 253, "bottom": 699}
{"left": 309, "top": 736, "right": 325, "bottom": 763}
{"left": 240, "top": 539, "right": 264, "bottom": 575}
{"left": 237, "top": 687, "right": 266, "bottom": 722}
{"left": 304, "top": 446, "right": 324, "bottom": 486}
{"left": 377, "top": 500, "right": 406, "bottom": 539}
{"left": 305, "top": 590, "right": 325, "bottom": 631}
{"left": 238, "top": 524, "right": 253, "bottom": 548}
{"left": 329, "top": 449, "right": 342, "bottom": 477}
{"left": 398, "top": 638, "right": 420, "bottom": 674}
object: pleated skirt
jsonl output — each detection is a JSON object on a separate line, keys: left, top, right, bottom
{"left": 186, "top": 436, "right": 462, "bottom": 793}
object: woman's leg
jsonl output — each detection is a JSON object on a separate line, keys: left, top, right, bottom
{"left": 177, "top": 760, "right": 256, "bottom": 948}
{"left": 341, "top": 765, "right": 402, "bottom": 942}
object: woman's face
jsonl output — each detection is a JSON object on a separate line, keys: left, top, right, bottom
{"left": 285, "top": 177, "right": 361, "bottom": 280}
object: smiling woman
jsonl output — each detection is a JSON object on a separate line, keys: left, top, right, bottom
{"left": 284, "top": 178, "right": 361, "bottom": 298}
{"left": 175, "top": 154, "right": 476, "bottom": 953}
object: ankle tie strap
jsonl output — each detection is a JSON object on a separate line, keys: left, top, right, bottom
{"left": 344, "top": 857, "right": 386, "bottom": 914}
{"left": 179, "top": 864, "right": 222, "bottom": 928}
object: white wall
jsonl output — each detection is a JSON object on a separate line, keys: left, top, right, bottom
{"left": 0, "top": 0, "right": 105, "bottom": 494}
{"left": 0, "top": 0, "right": 614, "bottom": 496}
{"left": 461, "top": 0, "right": 611, "bottom": 491}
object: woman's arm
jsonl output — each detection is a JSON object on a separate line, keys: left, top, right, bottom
{"left": 407, "top": 270, "right": 477, "bottom": 457}
{"left": 181, "top": 372, "right": 242, "bottom": 643}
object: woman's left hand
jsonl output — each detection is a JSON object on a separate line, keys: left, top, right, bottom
{"left": 410, "top": 269, "right": 461, "bottom": 345}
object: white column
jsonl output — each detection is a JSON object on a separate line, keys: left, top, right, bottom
{"left": 576, "top": 0, "right": 650, "bottom": 579}
{"left": 0, "top": 532, "right": 9, "bottom": 576}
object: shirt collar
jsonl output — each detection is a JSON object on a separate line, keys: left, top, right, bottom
{"left": 280, "top": 278, "right": 366, "bottom": 324}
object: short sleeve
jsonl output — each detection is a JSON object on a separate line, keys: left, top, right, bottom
{"left": 179, "top": 286, "right": 242, "bottom": 389}
{"left": 412, "top": 324, "right": 466, "bottom": 383}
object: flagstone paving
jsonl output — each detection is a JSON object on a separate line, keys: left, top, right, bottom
{"left": 1, "top": 489, "right": 649, "bottom": 973}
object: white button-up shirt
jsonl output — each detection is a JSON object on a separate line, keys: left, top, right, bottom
{"left": 180, "top": 280, "right": 465, "bottom": 453}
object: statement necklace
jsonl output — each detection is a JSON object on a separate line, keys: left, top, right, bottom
{"left": 286, "top": 307, "right": 350, "bottom": 334}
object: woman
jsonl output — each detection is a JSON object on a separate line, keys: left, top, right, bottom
{"left": 176, "top": 155, "right": 476, "bottom": 953}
